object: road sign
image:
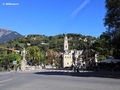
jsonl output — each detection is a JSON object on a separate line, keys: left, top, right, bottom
{"left": 13, "top": 61, "right": 17, "bottom": 65}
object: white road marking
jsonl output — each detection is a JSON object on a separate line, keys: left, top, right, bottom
{"left": 41, "top": 70, "right": 73, "bottom": 72}
{"left": 0, "top": 78, "right": 12, "bottom": 83}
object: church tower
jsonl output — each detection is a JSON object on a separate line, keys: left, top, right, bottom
{"left": 64, "top": 34, "right": 68, "bottom": 51}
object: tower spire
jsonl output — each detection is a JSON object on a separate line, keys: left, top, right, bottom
{"left": 64, "top": 34, "right": 68, "bottom": 51}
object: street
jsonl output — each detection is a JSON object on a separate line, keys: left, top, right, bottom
{"left": 0, "top": 69, "right": 120, "bottom": 90}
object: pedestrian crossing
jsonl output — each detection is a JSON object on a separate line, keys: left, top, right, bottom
{"left": 39, "top": 69, "right": 89, "bottom": 73}
{"left": 40, "top": 69, "right": 74, "bottom": 73}
{"left": 18, "top": 69, "right": 88, "bottom": 73}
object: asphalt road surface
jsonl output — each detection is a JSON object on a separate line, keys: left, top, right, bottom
{"left": 0, "top": 70, "right": 120, "bottom": 90}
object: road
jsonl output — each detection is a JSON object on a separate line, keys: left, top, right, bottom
{"left": 0, "top": 69, "right": 120, "bottom": 90}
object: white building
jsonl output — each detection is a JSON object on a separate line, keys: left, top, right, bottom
{"left": 62, "top": 35, "right": 83, "bottom": 68}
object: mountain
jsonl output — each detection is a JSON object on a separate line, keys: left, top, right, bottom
{"left": 0, "top": 28, "right": 22, "bottom": 44}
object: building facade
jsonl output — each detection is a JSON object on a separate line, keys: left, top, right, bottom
{"left": 62, "top": 35, "right": 83, "bottom": 68}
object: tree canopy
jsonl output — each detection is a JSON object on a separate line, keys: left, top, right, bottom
{"left": 104, "top": 0, "right": 120, "bottom": 59}
{"left": 26, "top": 46, "right": 43, "bottom": 65}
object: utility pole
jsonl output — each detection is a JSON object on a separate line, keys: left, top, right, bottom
{"left": 84, "top": 38, "right": 88, "bottom": 67}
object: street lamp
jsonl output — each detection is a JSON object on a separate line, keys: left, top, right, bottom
{"left": 84, "top": 38, "right": 88, "bottom": 67}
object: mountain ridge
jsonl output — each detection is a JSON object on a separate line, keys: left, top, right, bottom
{"left": 0, "top": 28, "right": 22, "bottom": 44}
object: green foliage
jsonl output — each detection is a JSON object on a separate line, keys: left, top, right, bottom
{"left": 98, "top": 55, "right": 106, "bottom": 61}
{"left": 0, "top": 34, "right": 96, "bottom": 53}
{"left": 2, "top": 54, "right": 21, "bottom": 68}
{"left": 55, "top": 62, "right": 59, "bottom": 68}
{"left": 104, "top": 0, "right": 120, "bottom": 59}
{"left": 26, "top": 46, "right": 44, "bottom": 65}
{"left": 92, "top": 33, "right": 113, "bottom": 59}
{"left": 104, "top": 0, "right": 120, "bottom": 31}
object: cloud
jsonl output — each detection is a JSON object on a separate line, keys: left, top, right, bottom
{"left": 71, "top": 0, "right": 91, "bottom": 19}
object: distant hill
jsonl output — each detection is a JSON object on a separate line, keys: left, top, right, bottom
{"left": 0, "top": 32, "right": 97, "bottom": 53}
{"left": 0, "top": 28, "right": 22, "bottom": 44}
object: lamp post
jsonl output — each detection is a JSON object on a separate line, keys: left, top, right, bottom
{"left": 84, "top": 38, "right": 88, "bottom": 67}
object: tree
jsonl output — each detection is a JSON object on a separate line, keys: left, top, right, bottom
{"left": 91, "top": 34, "right": 114, "bottom": 60}
{"left": 104, "top": 0, "right": 120, "bottom": 58}
{"left": 2, "top": 54, "right": 21, "bottom": 69}
{"left": 26, "top": 46, "right": 43, "bottom": 65}
{"left": 46, "top": 49, "right": 60, "bottom": 65}
{"left": 104, "top": 0, "right": 120, "bottom": 32}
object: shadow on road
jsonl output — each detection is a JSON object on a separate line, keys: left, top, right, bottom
{"left": 34, "top": 69, "right": 120, "bottom": 79}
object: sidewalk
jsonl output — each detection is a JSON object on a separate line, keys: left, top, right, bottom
{"left": 0, "top": 71, "right": 13, "bottom": 75}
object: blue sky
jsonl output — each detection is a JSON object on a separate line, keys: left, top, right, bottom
{"left": 0, "top": 0, "right": 106, "bottom": 37}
